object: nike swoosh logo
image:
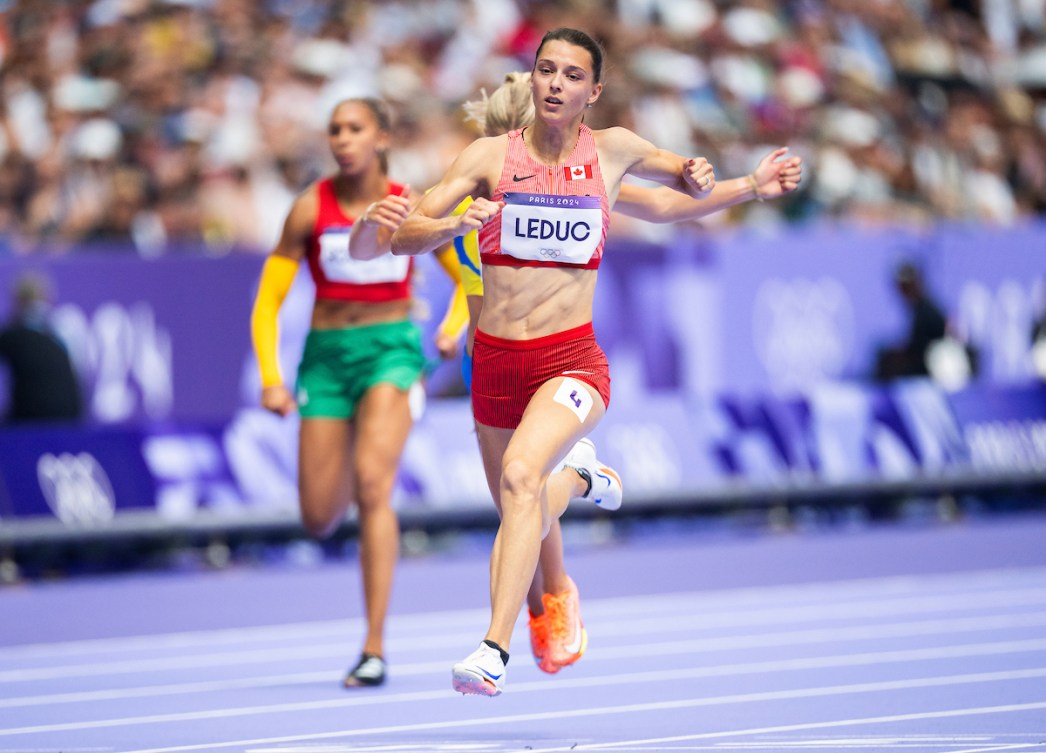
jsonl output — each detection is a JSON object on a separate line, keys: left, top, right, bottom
{"left": 513, "top": 173, "right": 536, "bottom": 182}
{"left": 564, "top": 614, "right": 584, "bottom": 655}
{"left": 596, "top": 471, "right": 613, "bottom": 488}
{"left": 481, "top": 668, "right": 503, "bottom": 680}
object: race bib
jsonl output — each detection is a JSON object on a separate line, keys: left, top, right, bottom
{"left": 499, "top": 193, "right": 602, "bottom": 265}
{"left": 318, "top": 228, "right": 409, "bottom": 284}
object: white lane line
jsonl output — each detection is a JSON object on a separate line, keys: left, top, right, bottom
{"left": 5, "top": 611, "right": 1046, "bottom": 709}
{"left": 0, "top": 607, "right": 490, "bottom": 662}
{"left": 9, "top": 610, "right": 1046, "bottom": 710}
{"left": 237, "top": 740, "right": 1046, "bottom": 753}
{"left": 513, "top": 735, "right": 1046, "bottom": 752}
{"left": 479, "top": 562, "right": 1041, "bottom": 618}
{"left": 519, "top": 745, "right": 1045, "bottom": 752}
{"left": 3, "top": 641, "right": 1046, "bottom": 737}
{"left": 7, "top": 585, "right": 1046, "bottom": 683}
{"left": 245, "top": 748, "right": 467, "bottom": 753}
{"left": 593, "top": 587, "right": 1046, "bottom": 640}
{"left": 0, "top": 619, "right": 363, "bottom": 659}
{"left": 3, "top": 610, "right": 1045, "bottom": 709}
{"left": 0, "top": 611, "right": 480, "bottom": 662}
{"left": 660, "top": 740, "right": 1040, "bottom": 751}
{"left": 522, "top": 702, "right": 1046, "bottom": 752}
{"left": 0, "top": 642, "right": 362, "bottom": 683}
{"left": 5, "top": 566, "right": 1046, "bottom": 661}
{"left": 107, "top": 691, "right": 1046, "bottom": 753}
{"left": 0, "top": 669, "right": 340, "bottom": 710}
{"left": 689, "top": 743, "right": 977, "bottom": 750}
{"left": 708, "top": 736, "right": 1001, "bottom": 748}
{"left": 942, "top": 745, "right": 1046, "bottom": 753}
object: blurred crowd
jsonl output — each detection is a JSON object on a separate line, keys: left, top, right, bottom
{"left": 0, "top": 0, "right": 1044, "bottom": 257}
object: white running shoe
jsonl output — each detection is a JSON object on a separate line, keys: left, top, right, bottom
{"left": 451, "top": 642, "right": 507, "bottom": 696}
{"left": 343, "top": 653, "right": 386, "bottom": 687}
{"left": 563, "top": 438, "right": 623, "bottom": 511}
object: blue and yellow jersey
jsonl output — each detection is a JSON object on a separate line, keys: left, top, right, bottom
{"left": 435, "top": 245, "right": 468, "bottom": 342}
{"left": 452, "top": 197, "right": 484, "bottom": 297}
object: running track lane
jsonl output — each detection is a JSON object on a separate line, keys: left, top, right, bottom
{"left": 2, "top": 514, "right": 1046, "bottom": 752}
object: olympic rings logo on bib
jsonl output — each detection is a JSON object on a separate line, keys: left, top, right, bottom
{"left": 500, "top": 192, "right": 602, "bottom": 265}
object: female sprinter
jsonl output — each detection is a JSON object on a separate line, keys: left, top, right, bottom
{"left": 251, "top": 98, "right": 429, "bottom": 688}
{"left": 445, "top": 71, "right": 802, "bottom": 679}
{"left": 377, "top": 27, "right": 735, "bottom": 696}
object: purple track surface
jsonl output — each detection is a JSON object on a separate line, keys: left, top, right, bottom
{"left": 3, "top": 514, "right": 1046, "bottom": 753}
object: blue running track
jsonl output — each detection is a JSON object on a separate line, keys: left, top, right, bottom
{"left": 2, "top": 513, "right": 1046, "bottom": 752}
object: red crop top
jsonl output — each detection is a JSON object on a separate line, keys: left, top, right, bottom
{"left": 479, "top": 126, "right": 610, "bottom": 270}
{"left": 306, "top": 178, "right": 413, "bottom": 303}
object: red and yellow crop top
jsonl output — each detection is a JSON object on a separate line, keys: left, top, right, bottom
{"left": 479, "top": 126, "right": 610, "bottom": 270}
{"left": 306, "top": 178, "right": 413, "bottom": 302}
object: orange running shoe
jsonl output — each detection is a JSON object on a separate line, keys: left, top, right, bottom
{"left": 542, "top": 576, "right": 588, "bottom": 669}
{"left": 523, "top": 610, "right": 556, "bottom": 673}
{"left": 528, "top": 609, "right": 559, "bottom": 674}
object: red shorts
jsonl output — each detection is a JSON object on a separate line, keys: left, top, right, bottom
{"left": 471, "top": 322, "right": 611, "bottom": 429}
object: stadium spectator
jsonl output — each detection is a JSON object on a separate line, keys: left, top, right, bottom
{"left": 0, "top": 0, "right": 1042, "bottom": 256}
{"left": 1032, "top": 296, "right": 1046, "bottom": 380}
{"left": 874, "top": 261, "right": 950, "bottom": 381}
{"left": 0, "top": 272, "right": 83, "bottom": 423}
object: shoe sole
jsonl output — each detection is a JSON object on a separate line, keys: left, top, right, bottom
{"left": 343, "top": 658, "right": 386, "bottom": 688}
{"left": 534, "top": 634, "right": 563, "bottom": 673}
{"left": 451, "top": 666, "right": 503, "bottom": 696}
{"left": 537, "top": 655, "right": 562, "bottom": 674}
{"left": 345, "top": 677, "right": 387, "bottom": 690}
{"left": 547, "top": 626, "right": 588, "bottom": 669}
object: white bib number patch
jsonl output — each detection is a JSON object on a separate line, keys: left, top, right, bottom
{"left": 553, "top": 378, "right": 594, "bottom": 423}
{"left": 318, "top": 228, "right": 409, "bottom": 284}
{"left": 500, "top": 193, "right": 602, "bottom": 265}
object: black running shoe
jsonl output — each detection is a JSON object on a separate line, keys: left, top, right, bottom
{"left": 344, "top": 653, "right": 386, "bottom": 687}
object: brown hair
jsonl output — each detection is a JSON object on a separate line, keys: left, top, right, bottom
{"left": 534, "top": 27, "right": 605, "bottom": 83}
{"left": 330, "top": 98, "right": 394, "bottom": 173}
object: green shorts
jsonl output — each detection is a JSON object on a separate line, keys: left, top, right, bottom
{"left": 296, "top": 320, "right": 425, "bottom": 419}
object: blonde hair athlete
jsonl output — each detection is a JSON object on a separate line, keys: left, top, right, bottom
{"left": 447, "top": 72, "right": 537, "bottom": 386}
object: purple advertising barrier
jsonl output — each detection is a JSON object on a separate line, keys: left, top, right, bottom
{"left": 0, "top": 421, "right": 276, "bottom": 526}
{"left": 934, "top": 223, "right": 1046, "bottom": 384}
{"left": 700, "top": 221, "right": 1046, "bottom": 398}
{"left": 589, "top": 237, "right": 715, "bottom": 394}
{"left": 944, "top": 381, "right": 1046, "bottom": 472}
{"left": 711, "top": 224, "right": 917, "bottom": 395}
{"left": 2, "top": 224, "right": 1044, "bottom": 534}
{"left": 3, "top": 222, "right": 1044, "bottom": 427}
{"left": 1, "top": 380, "right": 1042, "bottom": 530}
{"left": 0, "top": 253, "right": 266, "bottom": 424}
{"left": 0, "top": 424, "right": 157, "bottom": 524}
{"left": 0, "top": 251, "right": 466, "bottom": 424}
{"left": 691, "top": 377, "right": 994, "bottom": 489}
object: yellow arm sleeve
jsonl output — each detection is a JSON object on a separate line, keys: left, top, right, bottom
{"left": 434, "top": 245, "right": 469, "bottom": 341}
{"left": 250, "top": 255, "right": 299, "bottom": 388}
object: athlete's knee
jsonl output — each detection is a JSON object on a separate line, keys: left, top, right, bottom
{"left": 299, "top": 504, "right": 340, "bottom": 539}
{"left": 500, "top": 456, "right": 544, "bottom": 512}
{"left": 354, "top": 468, "right": 395, "bottom": 514}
